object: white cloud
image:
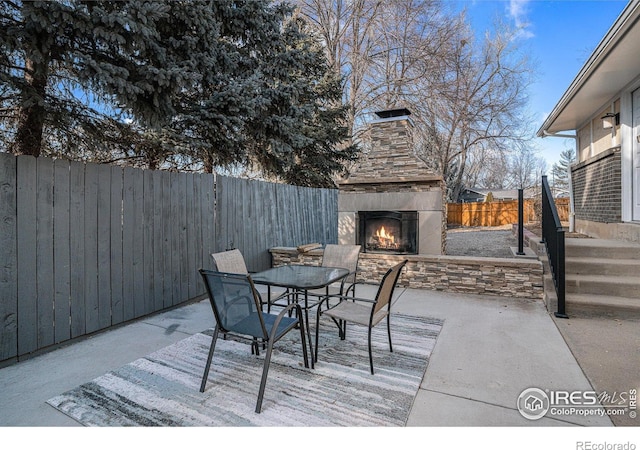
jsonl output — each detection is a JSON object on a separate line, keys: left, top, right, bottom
{"left": 508, "top": 0, "right": 535, "bottom": 39}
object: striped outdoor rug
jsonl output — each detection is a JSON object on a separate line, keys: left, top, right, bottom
{"left": 47, "top": 314, "right": 442, "bottom": 426}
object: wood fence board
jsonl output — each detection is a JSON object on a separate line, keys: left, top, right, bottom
{"left": 161, "top": 171, "right": 173, "bottom": 308}
{"left": 96, "top": 164, "right": 112, "bottom": 329}
{"left": 231, "top": 177, "right": 243, "bottom": 254}
{"left": 122, "top": 167, "right": 136, "bottom": 321}
{"left": 170, "top": 172, "right": 182, "bottom": 306}
{"left": 215, "top": 175, "right": 231, "bottom": 252}
{"left": 193, "top": 174, "right": 206, "bottom": 292}
{"left": 238, "top": 178, "right": 250, "bottom": 268}
{"left": 143, "top": 170, "right": 155, "bottom": 315}
{"left": 198, "top": 174, "right": 211, "bottom": 270}
{"left": 213, "top": 174, "right": 224, "bottom": 253}
{"left": 131, "top": 168, "right": 144, "bottom": 317}
{"left": 177, "top": 173, "right": 189, "bottom": 304}
{"left": 0, "top": 152, "right": 17, "bottom": 360}
{"left": 16, "top": 155, "right": 38, "bottom": 355}
{"left": 53, "top": 159, "right": 71, "bottom": 344}
{"left": 110, "top": 166, "right": 123, "bottom": 325}
{"left": 249, "top": 180, "right": 261, "bottom": 270}
{"left": 36, "top": 157, "right": 55, "bottom": 348}
{"left": 274, "top": 184, "right": 289, "bottom": 247}
{"left": 69, "top": 161, "right": 86, "bottom": 338}
{"left": 262, "top": 182, "right": 279, "bottom": 270}
{"left": 152, "top": 170, "right": 164, "bottom": 312}
{"left": 185, "top": 173, "right": 198, "bottom": 300}
{"left": 204, "top": 173, "right": 216, "bottom": 268}
{"left": 84, "top": 163, "right": 99, "bottom": 334}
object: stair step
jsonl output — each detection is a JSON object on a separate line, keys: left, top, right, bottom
{"left": 564, "top": 293, "right": 640, "bottom": 319}
{"left": 566, "top": 274, "right": 640, "bottom": 297}
{"left": 566, "top": 238, "right": 640, "bottom": 260}
{"left": 566, "top": 257, "right": 640, "bottom": 276}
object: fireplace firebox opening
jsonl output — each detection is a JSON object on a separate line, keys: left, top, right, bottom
{"left": 358, "top": 211, "right": 418, "bottom": 254}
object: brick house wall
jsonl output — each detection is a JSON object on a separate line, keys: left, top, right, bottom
{"left": 571, "top": 147, "right": 622, "bottom": 223}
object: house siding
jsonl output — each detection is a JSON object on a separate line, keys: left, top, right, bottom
{"left": 571, "top": 147, "right": 622, "bottom": 223}
{"left": 577, "top": 101, "right": 621, "bottom": 162}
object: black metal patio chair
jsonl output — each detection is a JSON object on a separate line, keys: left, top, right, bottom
{"left": 198, "top": 269, "right": 309, "bottom": 413}
{"left": 314, "top": 259, "right": 408, "bottom": 375}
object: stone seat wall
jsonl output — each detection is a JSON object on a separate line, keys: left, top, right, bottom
{"left": 269, "top": 247, "right": 544, "bottom": 301}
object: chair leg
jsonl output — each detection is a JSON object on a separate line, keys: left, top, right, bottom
{"left": 387, "top": 314, "right": 393, "bottom": 353}
{"left": 200, "top": 326, "right": 220, "bottom": 392}
{"left": 255, "top": 339, "right": 275, "bottom": 413}
{"left": 368, "top": 326, "right": 374, "bottom": 375}
{"left": 314, "top": 309, "right": 321, "bottom": 363}
{"left": 251, "top": 338, "right": 260, "bottom": 356}
{"left": 299, "top": 316, "right": 309, "bottom": 368}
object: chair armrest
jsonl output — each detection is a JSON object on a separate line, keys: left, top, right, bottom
{"left": 324, "top": 293, "right": 377, "bottom": 305}
{"left": 268, "top": 302, "right": 304, "bottom": 340}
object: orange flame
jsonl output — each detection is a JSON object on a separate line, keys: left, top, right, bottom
{"left": 375, "top": 226, "right": 395, "bottom": 244}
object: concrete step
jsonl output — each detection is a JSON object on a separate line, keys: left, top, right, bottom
{"left": 566, "top": 256, "right": 640, "bottom": 277}
{"left": 535, "top": 234, "right": 640, "bottom": 318}
{"left": 566, "top": 238, "right": 640, "bottom": 260}
{"left": 544, "top": 276, "right": 640, "bottom": 319}
{"left": 564, "top": 293, "right": 640, "bottom": 319}
{"left": 566, "top": 274, "right": 640, "bottom": 298}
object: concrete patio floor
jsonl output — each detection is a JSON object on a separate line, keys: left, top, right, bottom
{"left": 0, "top": 285, "right": 636, "bottom": 433}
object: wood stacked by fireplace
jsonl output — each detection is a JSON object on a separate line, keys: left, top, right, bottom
{"left": 358, "top": 211, "right": 418, "bottom": 254}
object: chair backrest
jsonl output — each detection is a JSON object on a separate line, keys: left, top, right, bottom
{"left": 199, "top": 269, "right": 267, "bottom": 339}
{"left": 322, "top": 244, "right": 360, "bottom": 283}
{"left": 211, "top": 249, "right": 249, "bottom": 274}
{"left": 372, "top": 259, "right": 408, "bottom": 315}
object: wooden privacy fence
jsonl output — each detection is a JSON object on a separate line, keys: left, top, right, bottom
{"left": 0, "top": 153, "right": 337, "bottom": 363}
{"left": 447, "top": 198, "right": 569, "bottom": 227}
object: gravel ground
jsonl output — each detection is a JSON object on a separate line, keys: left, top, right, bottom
{"left": 445, "top": 225, "right": 520, "bottom": 258}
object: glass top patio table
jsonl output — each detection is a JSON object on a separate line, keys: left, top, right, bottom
{"left": 252, "top": 265, "right": 350, "bottom": 369}
{"left": 251, "top": 265, "right": 350, "bottom": 291}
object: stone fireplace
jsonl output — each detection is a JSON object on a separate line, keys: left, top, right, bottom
{"left": 338, "top": 108, "right": 445, "bottom": 255}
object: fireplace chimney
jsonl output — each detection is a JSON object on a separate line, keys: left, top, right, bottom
{"left": 337, "top": 107, "right": 446, "bottom": 255}
{"left": 345, "top": 108, "right": 432, "bottom": 183}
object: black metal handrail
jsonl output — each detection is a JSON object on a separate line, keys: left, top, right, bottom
{"left": 541, "top": 175, "right": 568, "bottom": 318}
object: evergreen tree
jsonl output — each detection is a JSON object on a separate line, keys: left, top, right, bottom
{"left": 1, "top": 1, "right": 357, "bottom": 186}
{"left": 551, "top": 148, "right": 575, "bottom": 196}
{"left": 241, "top": 14, "right": 358, "bottom": 187}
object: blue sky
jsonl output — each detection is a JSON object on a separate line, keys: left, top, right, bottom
{"left": 454, "top": 0, "right": 629, "bottom": 169}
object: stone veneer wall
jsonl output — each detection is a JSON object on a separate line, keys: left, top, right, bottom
{"left": 348, "top": 117, "right": 431, "bottom": 180}
{"left": 269, "top": 247, "right": 543, "bottom": 300}
{"left": 571, "top": 147, "right": 622, "bottom": 223}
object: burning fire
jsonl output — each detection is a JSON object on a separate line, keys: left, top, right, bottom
{"left": 374, "top": 226, "right": 395, "bottom": 246}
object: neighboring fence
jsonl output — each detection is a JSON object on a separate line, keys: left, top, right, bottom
{"left": 447, "top": 198, "right": 569, "bottom": 227}
{"left": 0, "top": 153, "right": 337, "bottom": 364}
